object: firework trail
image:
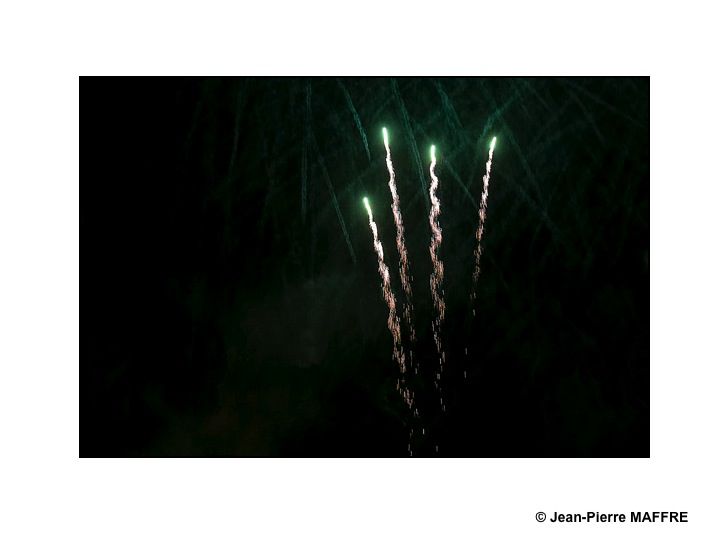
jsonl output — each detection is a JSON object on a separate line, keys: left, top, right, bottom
{"left": 428, "top": 145, "right": 446, "bottom": 404}
{"left": 338, "top": 80, "right": 371, "bottom": 163}
{"left": 382, "top": 127, "right": 416, "bottom": 346}
{"left": 434, "top": 81, "right": 464, "bottom": 135}
{"left": 471, "top": 136, "right": 496, "bottom": 310}
{"left": 363, "top": 197, "right": 413, "bottom": 410}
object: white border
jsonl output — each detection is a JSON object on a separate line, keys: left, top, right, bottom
{"left": 1, "top": 0, "right": 719, "bottom": 537}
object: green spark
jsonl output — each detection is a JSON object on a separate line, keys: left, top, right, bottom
{"left": 430, "top": 144, "right": 436, "bottom": 161}
{"left": 382, "top": 127, "right": 389, "bottom": 146}
{"left": 490, "top": 136, "right": 497, "bottom": 151}
{"left": 363, "top": 196, "right": 371, "bottom": 213}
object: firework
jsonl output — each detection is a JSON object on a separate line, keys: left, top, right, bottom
{"left": 339, "top": 80, "right": 371, "bottom": 163}
{"left": 471, "top": 136, "right": 497, "bottom": 311}
{"left": 363, "top": 197, "right": 413, "bottom": 409}
{"left": 382, "top": 127, "right": 416, "bottom": 345}
{"left": 428, "top": 145, "right": 446, "bottom": 401}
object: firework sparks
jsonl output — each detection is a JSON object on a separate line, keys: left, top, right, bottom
{"left": 363, "top": 197, "right": 413, "bottom": 409}
{"left": 428, "top": 145, "right": 446, "bottom": 400}
{"left": 471, "top": 136, "right": 496, "bottom": 311}
{"left": 382, "top": 127, "right": 416, "bottom": 345}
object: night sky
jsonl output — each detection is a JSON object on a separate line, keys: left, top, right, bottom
{"left": 82, "top": 77, "right": 649, "bottom": 456}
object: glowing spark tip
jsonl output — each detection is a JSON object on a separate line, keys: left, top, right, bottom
{"left": 382, "top": 127, "right": 389, "bottom": 145}
{"left": 490, "top": 136, "right": 497, "bottom": 151}
{"left": 430, "top": 144, "right": 436, "bottom": 161}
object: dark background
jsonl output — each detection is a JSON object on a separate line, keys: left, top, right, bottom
{"left": 82, "top": 77, "right": 649, "bottom": 456}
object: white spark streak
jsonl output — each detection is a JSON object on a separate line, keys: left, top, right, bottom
{"left": 363, "top": 198, "right": 413, "bottom": 410}
{"left": 383, "top": 127, "right": 416, "bottom": 344}
{"left": 428, "top": 145, "right": 446, "bottom": 392}
{"left": 471, "top": 137, "right": 496, "bottom": 307}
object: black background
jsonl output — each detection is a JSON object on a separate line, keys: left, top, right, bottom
{"left": 82, "top": 77, "right": 649, "bottom": 456}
